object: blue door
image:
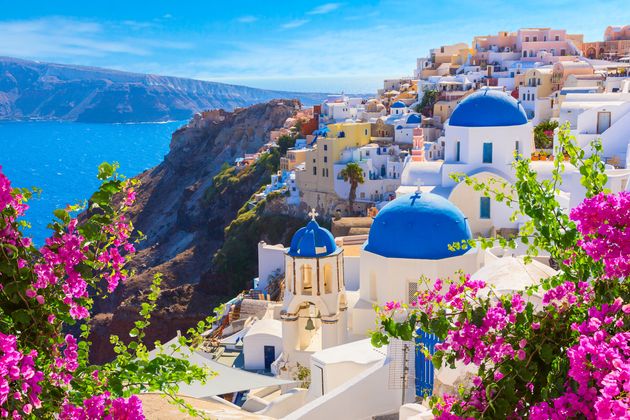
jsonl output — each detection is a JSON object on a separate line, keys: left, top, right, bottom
{"left": 264, "top": 345, "right": 275, "bottom": 372}
{"left": 415, "top": 330, "right": 440, "bottom": 397}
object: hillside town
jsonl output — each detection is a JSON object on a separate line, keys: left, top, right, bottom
{"left": 142, "top": 26, "right": 630, "bottom": 419}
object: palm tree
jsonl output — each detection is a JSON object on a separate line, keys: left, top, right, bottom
{"left": 339, "top": 162, "right": 365, "bottom": 215}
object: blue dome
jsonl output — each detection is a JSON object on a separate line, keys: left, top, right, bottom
{"left": 289, "top": 220, "right": 337, "bottom": 257}
{"left": 449, "top": 89, "right": 527, "bottom": 127}
{"left": 391, "top": 101, "right": 406, "bottom": 108}
{"left": 406, "top": 114, "right": 421, "bottom": 124}
{"left": 365, "top": 192, "right": 472, "bottom": 260}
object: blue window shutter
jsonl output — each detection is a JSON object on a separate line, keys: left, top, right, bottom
{"left": 483, "top": 142, "right": 493, "bottom": 163}
{"left": 480, "top": 197, "right": 491, "bottom": 219}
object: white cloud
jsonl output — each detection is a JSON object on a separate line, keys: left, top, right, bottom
{"left": 236, "top": 15, "right": 258, "bottom": 23}
{"left": 281, "top": 19, "right": 309, "bottom": 29}
{"left": 307, "top": 3, "right": 341, "bottom": 15}
{"left": 0, "top": 17, "right": 191, "bottom": 60}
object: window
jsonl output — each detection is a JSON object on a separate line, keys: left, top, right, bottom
{"left": 323, "top": 144, "right": 328, "bottom": 151}
{"left": 523, "top": 50, "right": 527, "bottom": 57}
{"left": 533, "top": 36, "right": 537, "bottom": 42}
{"left": 483, "top": 142, "right": 493, "bottom": 163}
{"left": 537, "top": 78, "right": 541, "bottom": 85}
{"left": 525, "top": 36, "right": 529, "bottom": 42}
{"left": 365, "top": 129, "right": 368, "bottom": 135}
{"left": 480, "top": 197, "right": 491, "bottom": 219}
{"left": 515, "top": 140, "right": 520, "bottom": 156}
{"left": 323, "top": 264, "right": 333, "bottom": 293}
{"left": 560, "top": 49, "right": 566, "bottom": 56}
{"left": 313, "top": 166, "right": 317, "bottom": 175}
{"left": 522, "top": 93, "right": 526, "bottom": 100}
{"left": 323, "top": 156, "right": 327, "bottom": 163}
{"left": 408, "top": 282, "right": 419, "bottom": 304}
{"left": 555, "top": 35, "right": 559, "bottom": 41}
{"left": 456, "top": 141, "right": 461, "bottom": 162}
{"left": 544, "top": 35, "right": 547, "bottom": 41}
{"left": 301, "top": 265, "right": 313, "bottom": 292}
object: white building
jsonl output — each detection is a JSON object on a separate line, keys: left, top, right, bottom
{"left": 243, "top": 319, "right": 283, "bottom": 371}
{"left": 555, "top": 81, "right": 630, "bottom": 166}
{"left": 333, "top": 143, "right": 404, "bottom": 206}
{"left": 389, "top": 100, "right": 409, "bottom": 116}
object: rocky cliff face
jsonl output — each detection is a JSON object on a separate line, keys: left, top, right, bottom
{"left": 0, "top": 57, "right": 328, "bottom": 123}
{"left": 90, "top": 100, "right": 303, "bottom": 363}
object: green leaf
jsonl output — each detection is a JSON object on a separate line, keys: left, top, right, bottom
{"left": 11, "top": 309, "right": 31, "bottom": 326}
{"left": 97, "top": 162, "right": 115, "bottom": 180}
{"left": 53, "top": 208, "right": 71, "bottom": 224}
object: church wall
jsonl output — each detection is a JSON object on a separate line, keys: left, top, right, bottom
{"left": 448, "top": 172, "right": 518, "bottom": 236}
{"left": 353, "top": 250, "right": 479, "bottom": 336}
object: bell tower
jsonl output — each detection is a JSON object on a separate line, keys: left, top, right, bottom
{"left": 281, "top": 210, "right": 348, "bottom": 364}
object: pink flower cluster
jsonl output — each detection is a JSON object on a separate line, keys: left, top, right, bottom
{"left": 50, "top": 334, "right": 79, "bottom": 387}
{"left": 33, "top": 219, "right": 90, "bottom": 319}
{"left": 530, "top": 298, "right": 629, "bottom": 419}
{"left": 0, "top": 167, "right": 31, "bottom": 249}
{"left": 414, "top": 276, "right": 486, "bottom": 314}
{"left": 419, "top": 277, "right": 524, "bottom": 368}
{"left": 383, "top": 301, "right": 401, "bottom": 312}
{"left": 0, "top": 333, "right": 44, "bottom": 419}
{"left": 570, "top": 191, "right": 630, "bottom": 279}
{"left": 542, "top": 281, "right": 577, "bottom": 311}
{"left": 98, "top": 215, "right": 134, "bottom": 292}
{"left": 60, "top": 394, "right": 144, "bottom": 420}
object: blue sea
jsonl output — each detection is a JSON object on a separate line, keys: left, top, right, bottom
{"left": 0, "top": 121, "right": 185, "bottom": 245}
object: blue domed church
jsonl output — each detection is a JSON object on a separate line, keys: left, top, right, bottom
{"left": 351, "top": 190, "right": 478, "bottom": 336}
{"left": 399, "top": 88, "right": 533, "bottom": 238}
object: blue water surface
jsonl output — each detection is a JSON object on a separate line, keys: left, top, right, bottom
{"left": 0, "top": 121, "right": 185, "bottom": 245}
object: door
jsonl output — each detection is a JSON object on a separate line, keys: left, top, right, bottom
{"left": 264, "top": 345, "right": 275, "bottom": 372}
{"left": 597, "top": 112, "right": 611, "bottom": 134}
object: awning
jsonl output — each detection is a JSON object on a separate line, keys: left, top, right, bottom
{"left": 149, "top": 337, "right": 297, "bottom": 399}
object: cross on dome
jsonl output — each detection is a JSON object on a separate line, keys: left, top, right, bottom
{"left": 308, "top": 208, "right": 319, "bottom": 220}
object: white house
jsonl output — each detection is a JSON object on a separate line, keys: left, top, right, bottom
{"left": 555, "top": 82, "right": 630, "bottom": 166}
{"left": 333, "top": 143, "right": 404, "bottom": 206}
{"left": 243, "top": 319, "right": 283, "bottom": 371}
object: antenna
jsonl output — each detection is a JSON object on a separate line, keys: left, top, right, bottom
{"left": 388, "top": 339, "right": 414, "bottom": 405}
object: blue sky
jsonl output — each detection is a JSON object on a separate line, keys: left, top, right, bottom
{"left": 0, "top": 0, "right": 629, "bottom": 93}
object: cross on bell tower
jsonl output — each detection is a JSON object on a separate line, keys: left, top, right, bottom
{"left": 308, "top": 208, "right": 319, "bottom": 220}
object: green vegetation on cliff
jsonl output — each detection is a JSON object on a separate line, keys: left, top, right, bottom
{"left": 212, "top": 191, "right": 306, "bottom": 292}
{"left": 205, "top": 146, "right": 320, "bottom": 294}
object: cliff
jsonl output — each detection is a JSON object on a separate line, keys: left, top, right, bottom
{"left": 90, "top": 100, "right": 308, "bottom": 363}
{"left": 0, "top": 57, "right": 329, "bottom": 123}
